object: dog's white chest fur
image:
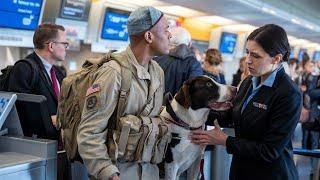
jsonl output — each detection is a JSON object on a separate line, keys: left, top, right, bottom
{"left": 161, "top": 99, "right": 210, "bottom": 180}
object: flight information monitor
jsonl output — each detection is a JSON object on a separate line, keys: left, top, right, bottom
{"left": 313, "top": 51, "right": 320, "bottom": 61}
{"left": 219, "top": 32, "right": 237, "bottom": 54}
{"left": 298, "top": 48, "right": 307, "bottom": 61}
{"left": 290, "top": 46, "right": 295, "bottom": 58}
{"left": 59, "top": 0, "right": 91, "bottom": 21}
{"left": 0, "top": 0, "right": 43, "bottom": 31}
{"left": 101, "top": 9, "right": 129, "bottom": 41}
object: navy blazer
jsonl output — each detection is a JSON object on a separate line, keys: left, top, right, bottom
{"left": 212, "top": 68, "right": 302, "bottom": 180}
{"left": 8, "top": 52, "right": 65, "bottom": 139}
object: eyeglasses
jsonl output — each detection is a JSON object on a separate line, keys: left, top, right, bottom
{"left": 45, "top": 41, "right": 69, "bottom": 49}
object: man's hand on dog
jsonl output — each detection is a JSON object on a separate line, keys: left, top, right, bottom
{"left": 190, "top": 120, "right": 228, "bottom": 146}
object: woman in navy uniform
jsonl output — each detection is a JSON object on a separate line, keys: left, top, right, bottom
{"left": 191, "top": 24, "right": 301, "bottom": 180}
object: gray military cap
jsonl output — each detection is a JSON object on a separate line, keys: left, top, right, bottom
{"left": 127, "top": 6, "right": 164, "bottom": 36}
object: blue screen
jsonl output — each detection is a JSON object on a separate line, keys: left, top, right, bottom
{"left": 298, "top": 49, "right": 307, "bottom": 61}
{"left": 0, "top": 0, "right": 43, "bottom": 31}
{"left": 101, "top": 10, "right": 129, "bottom": 41}
{"left": 290, "top": 46, "right": 295, "bottom": 58}
{"left": 219, "top": 32, "right": 237, "bottom": 54}
{"left": 313, "top": 51, "right": 320, "bottom": 61}
{"left": 0, "top": 97, "right": 10, "bottom": 117}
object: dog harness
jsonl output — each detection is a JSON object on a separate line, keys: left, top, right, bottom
{"left": 164, "top": 94, "right": 202, "bottom": 130}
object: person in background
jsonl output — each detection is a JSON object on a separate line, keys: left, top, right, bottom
{"left": 8, "top": 23, "right": 69, "bottom": 180}
{"left": 190, "top": 46, "right": 203, "bottom": 63}
{"left": 77, "top": 7, "right": 171, "bottom": 180}
{"left": 288, "top": 58, "right": 300, "bottom": 84}
{"left": 300, "top": 58, "right": 320, "bottom": 179}
{"left": 232, "top": 57, "right": 249, "bottom": 86}
{"left": 155, "top": 26, "right": 202, "bottom": 95}
{"left": 202, "top": 48, "right": 226, "bottom": 84}
{"left": 191, "top": 24, "right": 301, "bottom": 180}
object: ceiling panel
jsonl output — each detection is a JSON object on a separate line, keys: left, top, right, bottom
{"left": 159, "top": 0, "right": 320, "bottom": 43}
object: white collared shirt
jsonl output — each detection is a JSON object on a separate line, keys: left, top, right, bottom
{"left": 35, "top": 51, "right": 60, "bottom": 90}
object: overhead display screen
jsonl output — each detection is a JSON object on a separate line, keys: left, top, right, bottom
{"left": 313, "top": 51, "right": 320, "bottom": 61}
{"left": 298, "top": 48, "right": 307, "bottom": 61}
{"left": 60, "top": 0, "right": 91, "bottom": 21}
{"left": 0, "top": 0, "right": 43, "bottom": 30}
{"left": 219, "top": 32, "right": 237, "bottom": 54}
{"left": 101, "top": 9, "right": 129, "bottom": 41}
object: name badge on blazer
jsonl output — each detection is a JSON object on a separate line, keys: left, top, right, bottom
{"left": 252, "top": 102, "right": 267, "bottom": 110}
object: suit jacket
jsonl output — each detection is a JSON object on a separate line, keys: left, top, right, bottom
{"left": 8, "top": 52, "right": 65, "bottom": 139}
{"left": 214, "top": 68, "right": 302, "bottom": 180}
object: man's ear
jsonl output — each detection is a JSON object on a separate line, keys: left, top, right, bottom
{"left": 144, "top": 31, "right": 153, "bottom": 44}
{"left": 47, "top": 42, "right": 54, "bottom": 52}
{"left": 273, "top": 54, "right": 283, "bottom": 64}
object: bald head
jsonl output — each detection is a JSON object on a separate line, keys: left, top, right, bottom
{"left": 170, "top": 27, "right": 191, "bottom": 47}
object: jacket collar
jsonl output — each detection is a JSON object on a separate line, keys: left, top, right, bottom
{"left": 169, "top": 44, "right": 195, "bottom": 60}
{"left": 124, "top": 46, "right": 161, "bottom": 97}
{"left": 125, "top": 47, "right": 151, "bottom": 80}
{"left": 28, "top": 52, "right": 58, "bottom": 100}
{"left": 252, "top": 64, "right": 283, "bottom": 88}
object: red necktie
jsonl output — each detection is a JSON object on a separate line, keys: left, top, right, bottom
{"left": 50, "top": 67, "right": 60, "bottom": 98}
{"left": 50, "top": 67, "right": 63, "bottom": 150}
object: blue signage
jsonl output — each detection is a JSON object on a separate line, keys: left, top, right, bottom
{"left": 0, "top": 0, "right": 43, "bottom": 30}
{"left": 219, "top": 32, "right": 237, "bottom": 54}
{"left": 101, "top": 10, "right": 129, "bottom": 41}
{"left": 298, "top": 48, "right": 307, "bottom": 61}
{"left": 313, "top": 51, "right": 320, "bottom": 62}
{"left": 290, "top": 46, "right": 295, "bottom": 58}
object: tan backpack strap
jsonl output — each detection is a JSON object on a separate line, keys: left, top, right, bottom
{"left": 116, "top": 65, "right": 132, "bottom": 121}
{"left": 113, "top": 59, "right": 133, "bottom": 156}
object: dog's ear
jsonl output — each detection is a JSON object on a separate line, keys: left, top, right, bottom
{"left": 175, "top": 79, "right": 192, "bottom": 109}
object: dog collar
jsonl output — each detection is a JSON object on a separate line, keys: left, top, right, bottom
{"left": 165, "top": 94, "right": 202, "bottom": 130}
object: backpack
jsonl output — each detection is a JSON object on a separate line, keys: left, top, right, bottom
{"left": 57, "top": 51, "right": 133, "bottom": 162}
{"left": 0, "top": 59, "right": 39, "bottom": 91}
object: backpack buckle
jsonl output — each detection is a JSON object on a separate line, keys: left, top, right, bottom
{"left": 119, "top": 90, "right": 128, "bottom": 98}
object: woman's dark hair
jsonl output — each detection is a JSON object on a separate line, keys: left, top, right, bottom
{"left": 247, "top": 24, "right": 291, "bottom": 62}
{"left": 205, "top": 48, "right": 222, "bottom": 66}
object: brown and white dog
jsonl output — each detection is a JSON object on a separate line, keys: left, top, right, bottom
{"left": 161, "top": 76, "right": 237, "bottom": 180}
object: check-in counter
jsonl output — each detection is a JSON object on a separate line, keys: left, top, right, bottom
{"left": 0, "top": 92, "right": 58, "bottom": 180}
{"left": 204, "top": 128, "right": 234, "bottom": 180}
{"left": 0, "top": 136, "right": 57, "bottom": 180}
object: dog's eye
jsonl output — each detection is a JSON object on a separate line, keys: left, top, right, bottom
{"left": 206, "top": 82, "right": 212, "bottom": 87}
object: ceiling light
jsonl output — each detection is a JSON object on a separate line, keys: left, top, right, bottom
{"left": 291, "top": 18, "right": 301, "bottom": 25}
{"left": 305, "top": 43, "right": 319, "bottom": 48}
{"left": 191, "top": 16, "right": 236, "bottom": 25}
{"left": 290, "top": 38, "right": 310, "bottom": 45}
{"left": 155, "top": 5, "right": 206, "bottom": 17}
{"left": 222, "top": 24, "right": 257, "bottom": 32}
{"left": 106, "top": 0, "right": 169, "bottom": 6}
{"left": 305, "top": 24, "right": 314, "bottom": 30}
{"left": 261, "top": 7, "right": 276, "bottom": 15}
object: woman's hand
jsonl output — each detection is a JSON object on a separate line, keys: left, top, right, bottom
{"left": 190, "top": 120, "right": 228, "bottom": 146}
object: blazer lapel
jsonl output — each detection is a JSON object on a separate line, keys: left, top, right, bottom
{"left": 233, "top": 77, "right": 253, "bottom": 118}
{"left": 33, "top": 53, "right": 58, "bottom": 101}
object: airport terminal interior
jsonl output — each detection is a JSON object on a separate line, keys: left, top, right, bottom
{"left": 1, "top": 0, "right": 320, "bottom": 180}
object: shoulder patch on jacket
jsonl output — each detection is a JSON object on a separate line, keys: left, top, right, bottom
{"left": 86, "top": 84, "right": 101, "bottom": 96}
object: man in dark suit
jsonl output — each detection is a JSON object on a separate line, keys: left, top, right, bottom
{"left": 8, "top": 23, "right": 69, "bottom": 180}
